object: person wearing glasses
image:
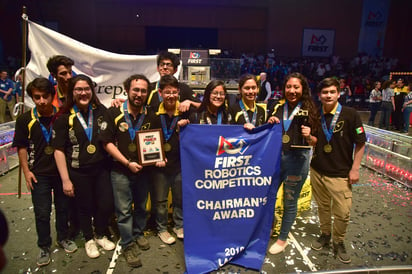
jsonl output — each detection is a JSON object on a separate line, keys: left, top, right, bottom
{"left": 229, "top": 74, "right": 276, "bottom": 129}
{"left": 147, "top": 51, "right": 200, "bottom": 112}
{"left": 150, "top": 75, "right": 189, "bottom": 245}
{"left": 182, "top": 80, "right": 231, "bottom": 125}
{"left": 52, "top": 75, "right": 115, "bottom": 259}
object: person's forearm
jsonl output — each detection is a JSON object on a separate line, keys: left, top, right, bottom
{"left": 352, "top": 142, "right": 365, "bottom": 171}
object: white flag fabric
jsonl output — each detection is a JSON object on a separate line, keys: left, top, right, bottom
{"left": 25, "top": 19, "right": 178, "bottom": 107}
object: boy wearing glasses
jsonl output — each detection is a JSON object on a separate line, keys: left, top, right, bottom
{"left": 147, "top": 51, "right": 200, "bottom": 112}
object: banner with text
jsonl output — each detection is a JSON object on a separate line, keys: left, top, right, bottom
{"left": 25, "top": 19, "right": 180, "bottom": 107}
{"left": 302, "top": 28, "right": 335, "bottom": 57}
{"left": 180, "top": 124, "right": 282, "bottom": 274}
{"left": 358, "top": 0, "right": 390, "bottom": 56}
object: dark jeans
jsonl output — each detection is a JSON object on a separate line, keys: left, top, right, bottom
{"left": 368, "top": 102, "right": 381, "bottom": 126}
{"left": 111, "top": 170, "right": 149, "bottom": 248}
{"left": 69, "top": 165, "right": 114, "bottom": 241}
{"left": 31, "top": 175, "right": 69, "bottom": 248}
{"left": 278, "top": 149, "right": 310, "bottom": 241}
{"left": 151, "top": 170, "right": 183, "bottom": 232}
{"left": 379, "top": 101, "right": 393, "bottom": 129}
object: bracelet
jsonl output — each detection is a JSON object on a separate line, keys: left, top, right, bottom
{"left": 306, "top": 135, "right": 312, "bottom": 143}
{"left": 126, "top": 161, "right": 130, "bottom": 168}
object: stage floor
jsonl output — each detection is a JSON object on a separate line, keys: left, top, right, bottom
{"left": 0, "top": 166, "right": 411, "bottom": 274}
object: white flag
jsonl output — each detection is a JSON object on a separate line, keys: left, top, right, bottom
{"left": 25, "top": 19, "right": 178, "bottom": 107}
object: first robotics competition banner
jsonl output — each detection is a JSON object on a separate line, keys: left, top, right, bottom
{"left": 24, "top": 19, "right": 181, "bottom": 108}
{"left": 180, "top": 124, "right": 282, "bottom": 274}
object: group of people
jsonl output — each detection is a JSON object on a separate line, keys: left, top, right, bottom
{"left": 0, "top": 69, "right": 23, "bottom": 123}
{"left": 367, "top": 78, "right": 412, "bottom": 133}
{"left": 12, "top": 50, "right": 366, "bottom": 269}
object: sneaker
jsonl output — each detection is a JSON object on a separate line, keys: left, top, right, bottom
{"left": 37, "top": 247, "right": 50, "bottom": 267}
{"left": 311, "top": 233, "right": 331, "bottom": 251}
{"left": 136, "top": 236, "right": 150, "bottom": 250}
{"left": 158, "top": 231, "right": 176, "bottom": 245}
{"left": 95, "top": 236, "right": 115, "bottom": 251}
{"left": 57, "top": 239, "right": 78, "bottom": 253}
{"left": 172, "top": 227, "right": 184, "bottom": 239}
{"left": 333, "top": 241, "right": 351, "bottom": 263}
{"left": 123, "top": 243, "right": 142, "bottom": 268}
{"left": 85, "top": 239, "right": 100, "bottom": 258}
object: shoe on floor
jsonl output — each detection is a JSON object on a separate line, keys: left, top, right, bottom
{"left": 268, "top": 241, "right": 288, "bottom": 254}
{"left": 95, "top": 236, "right": 115, "bottom": 251}
{"left": 37, "top": 247, "right": 50, "bottom": 267}
{"left": 158, "top": 231, "right": 176, "bottom": 245}
{"left": 123, "top": 243, "right": 142, "bottom": 268}
{"left": 57, "top": 239, "right": 78, "bottom": 253}
{"left": 136, "top": 236, "right": 150, "bottom": 250}
{"left": 333, "top": 241, "right": 351, "bottom": 263}
{"left": 311, "top": 233, "right": 331, "bottom": 250}
{"left": 85, "top": 239, "right": 100, "bottom": 258}
{"left": 172, "top": 227, "right": 184, "bottom": 239}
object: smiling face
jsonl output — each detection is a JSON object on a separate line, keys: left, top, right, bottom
{"left": 55, "top": 65, "right": 73, "bottom": 94}
{"left": 73, "top": 80, "right": 92, "bottom": 111}
{"left": 239, "top": 79, "right": 258, "bottom": 106}
{"left": 284, "top": 77, "right": 303, "bottom": 106}
{"left": 160, "top": 85, "right": 179, "bottom": 111}
{"left": 127, "top": 79, "right": 148, "bottom": 110}
{"left": 319, "top": 85, "right": 340, "bottom": 112}
{"left": 209, "top": 85, "right": 226, "bottom": 111}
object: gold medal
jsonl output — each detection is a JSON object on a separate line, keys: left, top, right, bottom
{"left": 128, "top": 143, "right": 137, "bottom": 152}
{"left": 164, "top": 143, "right": 172, "bottom": 152}
{"left": 324, "top": 144, "right": 332, "bottom": 153}
{"left": 87, "top": 144, "right": 96, "bottom": 154}
{"left": 282, "top": 134, "right": 290, "bottom": 144}
{"left": 44, "top": 146, "right": 54, "bottom": 155}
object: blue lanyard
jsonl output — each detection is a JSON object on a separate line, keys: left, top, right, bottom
{"left": 160, "top": 115, "right": 178, "bottom": 141}
{"left": 122, "top": 100, "right": 146, "bottom": 141}
{"left": 32, "top": 106, "right": 56, "bottom": 143}
{"left": 73, "top": 104, "right": 93, "bottom": 142}
{"left": 283, "top": 101, "right": 302, "bottom": 132}
{"left": 239, "top": 100, "right": 257, "bottom": 125}
{"left": 321, "top": 103, "right": 342, "bottom": 142}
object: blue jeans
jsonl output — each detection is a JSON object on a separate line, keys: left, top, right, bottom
{"left": 31, "top": 175, "right": 69, "bottom": 248}
{"left": 278, "top": 149, "right": 310, "bottom": 241}
{"left": 379, "top": 102, "right": 393, "bottom": 129}
{"left": 403, "top": 106, "right": 412, "bottom": 132}
{"left": 111, "top": 170, "right": 149, "bottom": 248}
{"left": 151, "top": 170, "right": 183, "bottom": 232}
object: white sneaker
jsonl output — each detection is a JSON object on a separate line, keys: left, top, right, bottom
{"left": 158, "top": 231, "right": 176, "bottom": 245}
{"left": 172, "top": 227, "right": 184, "bottom": 239}
{"left": 85, "top": 239, "right": 100, "bottom": 258}
{"left": 95, "top": 236, "right": 115, "bottom": 251}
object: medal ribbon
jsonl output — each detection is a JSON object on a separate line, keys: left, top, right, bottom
{"left": 321, "top": 103, "right": 342, "bottom": 142}
{"left": 32, "top": 106, "right": 57, "bottom": 143}
{"left": 160, "top": 115, "right": 178, "bottom": 142}
{"left": 283, "top": 101, "right": 302, "bottom": 132}
{"left": 156, "top": 82, "right": 163, "bottom": 103}
{"left": 239, "top": 100, "right": 257, "bottom": 125}
{"left": 122, "top": 100, "right": 146, "bottom": 141}
{"left": 205, "top": 110, "right": 222, "bottom": 125}
{"left": 73, "top": 104, "right": 93, "bottom": 142}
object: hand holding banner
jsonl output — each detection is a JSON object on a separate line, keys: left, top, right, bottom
{"left": 180, "top": 124, "right": 282, "bottom": 273}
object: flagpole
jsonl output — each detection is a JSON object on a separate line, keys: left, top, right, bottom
{"left": 18, "top": 6, "right": 28, "bottom": 199}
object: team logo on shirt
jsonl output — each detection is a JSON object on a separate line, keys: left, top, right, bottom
{"left": 333, "top": 121, "right": 344, "bottom": 133}
{"left": 216, "top": 136, "right": 249, "bottom": 156}
{"left": 119, "top": 122, "right": 128, "bottom": 132}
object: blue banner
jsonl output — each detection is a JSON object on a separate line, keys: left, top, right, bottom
{"left": 180, "top": 123, "right": 282, "bottom": 274}
{"left": 358, "top": 0, "right": 390, "bottom": 56}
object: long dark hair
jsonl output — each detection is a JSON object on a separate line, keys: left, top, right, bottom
{"left": 61, "top": 74, "right": 101, "bottom": 113}
{"left": 283, "top": 72, "right": 319, "bottom": 134}
{"left": 198, "top": 80, "right": 227, "bottom": 113}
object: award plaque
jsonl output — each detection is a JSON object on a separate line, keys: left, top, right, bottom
{"left": 136, "top": 129, "right": 166, "bottom": 166}
{"left": 290, "top": 109, "right": 312, "bottom": 149}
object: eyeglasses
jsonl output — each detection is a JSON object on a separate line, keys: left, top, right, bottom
{"left": 73, "top": 87, "right": 92, "bottom": 93}
{"left": 211, "top": 91, "right": 225, "bottom": 97}
{"left": 159, "top": 62, "right": 174, "bottom": 68}
{"left": 162, "top": 89, "right": 179, "bottom": 96}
